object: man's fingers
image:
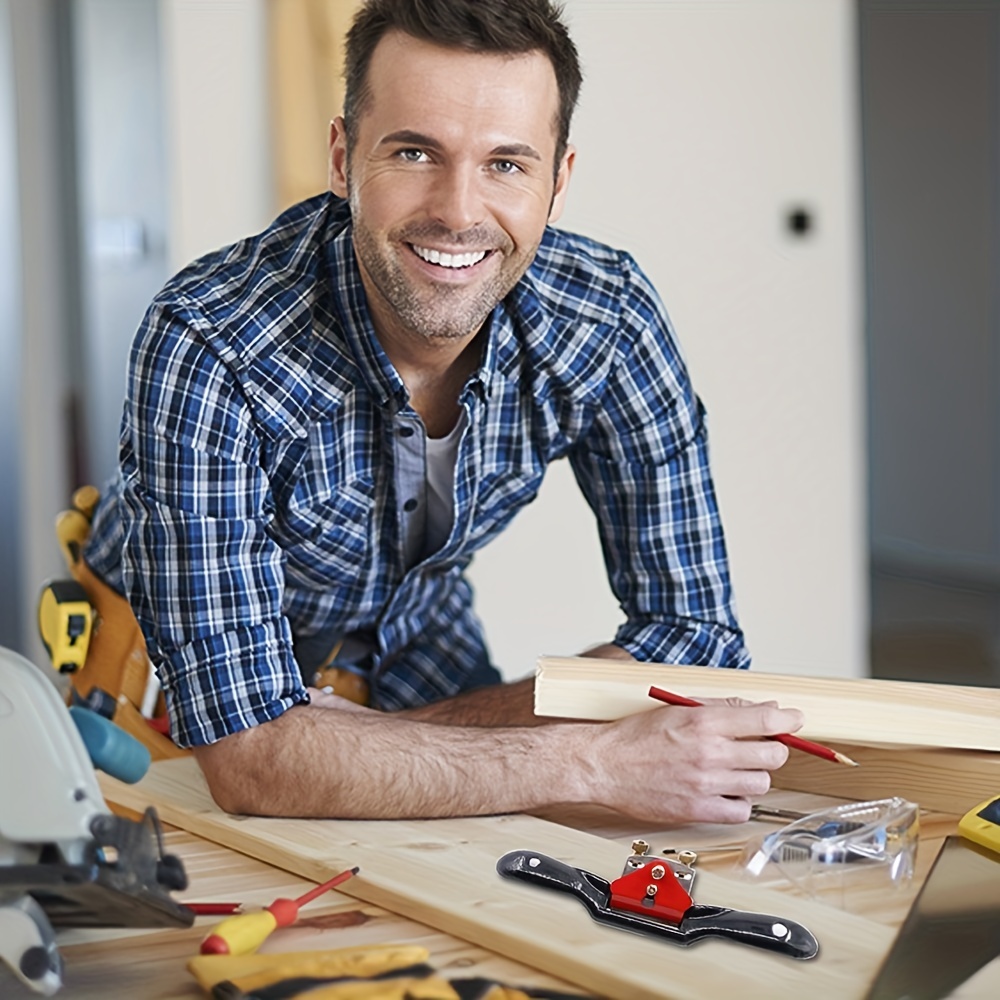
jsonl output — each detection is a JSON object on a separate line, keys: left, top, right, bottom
{"left": 684, "top": 795, "right": 754, "bottom": 825}
{"left": 761, "top": 704, "right": 804, "bottom": 735}
{"left": 726, "top": 737, "right": 789, "bottom": 772}
{"left": 706, "top": 739, "right": 788, "bottom": 776}
{"left": 601, "top": 700, "right": 804, "bottom": 825}
{"left": 692, "top": 704, "right": 804, "bottom": 739}
{"left": 691, "top": 696, "right": 781, "bottom": 709}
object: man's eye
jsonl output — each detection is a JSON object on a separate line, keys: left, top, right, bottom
{"left": 398, "top": 148, "right": 428, "bottom": 163}
{"left": 492, "top": 160, "right": 521, "bottom": 175}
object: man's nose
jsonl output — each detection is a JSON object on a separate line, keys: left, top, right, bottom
{"left": 426, "top": 164, "right": 486, "bottom": 233}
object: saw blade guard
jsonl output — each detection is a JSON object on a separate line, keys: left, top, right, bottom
{"left": 0, "top": 646, "right": 109, "bottom": 861}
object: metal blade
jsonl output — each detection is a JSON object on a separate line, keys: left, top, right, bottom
{"left": 866, "top": 836, "right": 1000, "bottom": 1000}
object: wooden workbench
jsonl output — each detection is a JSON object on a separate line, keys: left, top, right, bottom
{"left": 2, "top": 827, "right": 582, "bottom": 998}
{"left": 4, "top": 787, "right": 1000, "bottom": 999}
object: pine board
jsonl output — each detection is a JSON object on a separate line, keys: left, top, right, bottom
{"left": 773, "top": 741, "right": 1000, "bottom": 815}
{"left": 535, "top": 656, "right": 1000, "bottom": 751}
{"left": 101, "top": 758, "right": 894, "bottom": 1000}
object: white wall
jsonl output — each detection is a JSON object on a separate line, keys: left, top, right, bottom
{"left": 159, "top": 0, "right": 867, "bottom": 681}
{"left": 470, "top": 0, "right": 867, "bottom": 679}
{"left": 74, "top": 0, "right": 172, "bottom": 485}
{"left": 159, "top": 0, "right": 273, "bottom": 271}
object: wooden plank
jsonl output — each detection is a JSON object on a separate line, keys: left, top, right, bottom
{"left": 101, "top": 759, "right": 894, "bottom": 1000}
{"left": 773, "top": 742, "right": 1000, "bottom": 816}
{"left": 535, "top": 656, "right": 1000, "bottom": 751}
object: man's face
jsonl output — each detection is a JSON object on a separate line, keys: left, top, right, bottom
{"left": 329, "top": 32, "right": 574, "bottom": 346}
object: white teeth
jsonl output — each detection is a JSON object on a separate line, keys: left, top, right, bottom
{"left": 411, "top": 244, "right": 488, "bottom": 268}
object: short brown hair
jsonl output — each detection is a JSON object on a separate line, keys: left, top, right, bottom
{"left": 343, "top": 0, "right": 582, "bottom": 165}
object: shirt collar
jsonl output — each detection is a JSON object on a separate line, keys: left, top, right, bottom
{"left": 324, "top": 204, "right": 407, "bottom": 412}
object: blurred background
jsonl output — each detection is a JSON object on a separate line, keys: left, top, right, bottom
{"left": 1, "top": 0, "right": 997, "bottom": 687}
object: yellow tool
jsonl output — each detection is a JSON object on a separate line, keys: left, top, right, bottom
{"left": 37, "top": 579, "right": 93, "bottom": 674}
{"left": 200, "top": 868, "right": 359, "bottom": 956}
{"left": 187, "top": 944, "right": 431, "bottom": 994}
{"left": 188, "top": 944, "right": 579, "bottom": 999}
{"left": 37, "top": 485, "right": 185, "bottom": 762}
{"left": 958, "top": 793, "right": 1000, "bottom": 854}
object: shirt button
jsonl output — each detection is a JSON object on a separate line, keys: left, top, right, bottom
{"left": 399, "top": 426, "right": 415, "bottom": 438}
{"left": 403, "top": 498, "right": 418, "bottom": 512}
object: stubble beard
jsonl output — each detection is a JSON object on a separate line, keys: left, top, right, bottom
{"left": 350, "top": 205, "right": 529, "bottom": 344}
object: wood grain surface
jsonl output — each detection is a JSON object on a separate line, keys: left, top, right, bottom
{"left": 774, "top": 741, "right": 1000, "bottom": 815}
{"left": 7, "top": 771, "right": 999, "bottom": 998}
{"left": 1, "top": 830, "right": 582, "bottom": 999}
{"left": 97, "top": 758, "right": 900, "bottom": 1000}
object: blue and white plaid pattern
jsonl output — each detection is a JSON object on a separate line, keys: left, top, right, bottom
{"left": 85, "top": 193, "right": 749, "bottom": 748}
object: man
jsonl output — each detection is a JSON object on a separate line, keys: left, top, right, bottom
{"left": 85, "top": 0, "right": 803, "bottom": 823}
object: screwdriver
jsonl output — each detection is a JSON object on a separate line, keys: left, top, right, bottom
{"left": 200, "top": 866, "right": 359, "bottom": 955}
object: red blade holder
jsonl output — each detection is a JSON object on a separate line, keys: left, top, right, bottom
{"left": 609, "top": 860, "right": 693, "bottom": 924}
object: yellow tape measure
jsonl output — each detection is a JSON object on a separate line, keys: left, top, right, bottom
{"left": 38, "top": 580, "right": 93, "bottom": 674}
{"left": 958, "top": 794, "right": 1000, "bottom": 854}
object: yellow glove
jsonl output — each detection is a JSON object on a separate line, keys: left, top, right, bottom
{"left": 189, "top": 943, "right": 590, "bottom": 1000}
{"left": 187, "top": 943, "right": 429, "bottom": 994}
{"left": 276, "top": 976, "right": 458, "bottom": 999}
{"left": 453, "top": 988, "right": 533, "bottom": 1000}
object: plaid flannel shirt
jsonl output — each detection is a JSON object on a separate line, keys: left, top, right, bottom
{"left": 85, "top": 193, "right": 749, "bottom": 748}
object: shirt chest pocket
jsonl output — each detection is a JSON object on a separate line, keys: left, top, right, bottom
{"left": 280, "top": 479, "right": 376, "bottom": 585}
{"left": 465, "top": 467, "right": 544, "bottom": 550}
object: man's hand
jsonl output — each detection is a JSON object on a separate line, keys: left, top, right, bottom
{"left": 575, "top": 701, "right": 804, "bottom": 825}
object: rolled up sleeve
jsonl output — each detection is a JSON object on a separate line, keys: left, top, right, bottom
{"left": 119, "top": 299, "right": 307, "bottom": 747}
{"left": 570, "top": 257, "right": 750, "bottom": 669}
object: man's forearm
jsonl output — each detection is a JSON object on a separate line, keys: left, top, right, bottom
{"left": 194, "top": 692, "right": 806, "bottom": 825}
{"left": 194, "top": 704, "right": 594, "bottom": 819}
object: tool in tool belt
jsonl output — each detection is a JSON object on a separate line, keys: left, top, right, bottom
{"left": 496, "top": 840, "right": 819, "bottom": 960}
{"left": 37, "top": 486, "right": 186, "bottom": 763}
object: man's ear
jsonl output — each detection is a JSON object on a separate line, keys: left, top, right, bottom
{"left": 547, "top": 144, "right": 576, "bottom": 224}
{"left": 328, "top": 116, "right": 350, "bottom": 197}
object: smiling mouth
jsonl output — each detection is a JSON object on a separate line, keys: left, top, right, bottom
{"left": 409, "top": 243, "right": 491, "bottom": 269}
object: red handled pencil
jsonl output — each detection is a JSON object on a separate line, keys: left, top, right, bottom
{"left": 648, "top": 685, "right": 858, "bottom": 767}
